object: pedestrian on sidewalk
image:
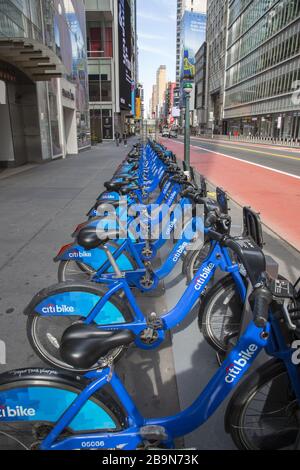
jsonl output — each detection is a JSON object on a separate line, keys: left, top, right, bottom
{"left": 115, "top": 131, "right": 120, "bottom": 146}
{"left": 123, "top": 132, "right": 128, "bottom": 147}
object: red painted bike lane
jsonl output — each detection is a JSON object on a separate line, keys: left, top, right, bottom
{"left": 160, "top": 138, "right": 300, "bottom": 250}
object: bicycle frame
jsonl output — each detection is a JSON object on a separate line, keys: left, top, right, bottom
{"left": 39, "top": 319, "right": 275, "bottom": 450}
{"left": 58, "top": 194, "right": 196, "bottom": 271}
{"left": 91, "top": 205, "right": 201, "bottom": 284}
{"left": 83, "top": 241, "right": 247, "bottom": 350}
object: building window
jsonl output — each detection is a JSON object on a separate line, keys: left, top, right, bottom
{"left": 88, "top": 62, "right": 112, "bottom": 103}
{"left": 87, "top": 21, "right": 113, "bottom": 58}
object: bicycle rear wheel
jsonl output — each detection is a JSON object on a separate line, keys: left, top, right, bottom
{"left": 185, "top": 242, "right": 211, "bottom": 283}
{"left": 26, "top": 282, "right": 133, "bottom": 372}
{"left": 226, "top": 360, "right": 300, "bottom": 450}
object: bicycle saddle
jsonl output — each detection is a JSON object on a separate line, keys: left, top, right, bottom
{"left": 104, "top": 181, "right": 126, "bottom": 191}
{"left": 95, "top": 198, "right": 127, "bottom": 210}
{"left": 60, "top": 324, "right": 135, "bottom": 369}
{"left": 77, "top": 226, "right": 120, "bottom": 250}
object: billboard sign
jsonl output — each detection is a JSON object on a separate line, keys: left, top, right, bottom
{"left": 118, "top": 0, "right": 132, "bottom": 110}
{"left": 181, "top": 12, "right": 206, "bottom": 80}
{"left": 135, "top": 97, "right": 141, "bottom": 120}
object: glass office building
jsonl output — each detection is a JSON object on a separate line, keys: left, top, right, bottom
{"left": 0, "top": 0, "right": 90, "bottom": 167}
{"left": 224, "top": 0, "right": 300, "bottom": 140}
{"left": 206, "top": 0, "right": 228, "bottom": 134}
{"left": 86, "top": 0, "right": 137, "bottom": 142}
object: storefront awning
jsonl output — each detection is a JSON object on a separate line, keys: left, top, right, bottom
{"left": 0, "top": 39, "right": 66, "bottom": 82}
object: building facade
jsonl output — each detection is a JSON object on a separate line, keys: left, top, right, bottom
{"left": 195, "top": 41, "right": 207, "bottom": 132}
{"left": 162, "top": 81, "right": 176, "bottom": 126}
{"left": 224, "top": 0, "right": 300, "bottom": 140}
{"left": 206, "top": 0, "right": 228, "bottom": 134}
{"left": 86, "top": 0, "right": 137, "bottom": 141}
{"left": 151, "top": 84, "right": 157, "bottom": 118}
{"left": 0, "top": 0, "right": 90, "bottom": 167}
{"left": 156, "top": 65, "right": 167, "bottom": 119}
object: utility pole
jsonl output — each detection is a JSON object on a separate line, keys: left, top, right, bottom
{"left": 183, "top": 82, "right": 193, "bottom": 170}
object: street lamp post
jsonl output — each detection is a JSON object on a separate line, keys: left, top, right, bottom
{"left": 183, "top": 82, "right": 193, "bottom": 171}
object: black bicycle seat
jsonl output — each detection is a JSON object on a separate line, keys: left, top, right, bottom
{"left": 95, "top": 199, "right": 127, "bottom": 210}
{"left": 104, "top": 181, "right": 126, "bottom": 191}
{"left": 77, "top": 226, "right": 119, "bottom": 250}
{"left": 60, "top": 324, "right": 134, "bottom": 369}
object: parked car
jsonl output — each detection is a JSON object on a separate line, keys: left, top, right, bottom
{"left": 162, "top": 128, "right": 169, "bottom": 137}
{"left": 169, "top": 129, "right": 178, "bottom": 138}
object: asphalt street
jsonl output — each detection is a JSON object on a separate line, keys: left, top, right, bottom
{"left": 179, "top": 136, "right": 300, "bottom": 177}
{"left": 161, "top": 136, "right": 300, "bottom": 250}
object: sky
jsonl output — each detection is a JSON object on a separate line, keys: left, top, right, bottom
{"left": 137, "top": 0, "right": 177, "bottom": 114}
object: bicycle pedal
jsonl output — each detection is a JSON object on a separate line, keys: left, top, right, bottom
{"left": 140, "top": 426, "right": 168, "bottom": 441}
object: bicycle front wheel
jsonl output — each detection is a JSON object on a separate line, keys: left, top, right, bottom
{"left": 226, "top": 359, "right": 300, "bottom": 450}
{"left": 198, "top": 275, "right": 243, "bottom": 353}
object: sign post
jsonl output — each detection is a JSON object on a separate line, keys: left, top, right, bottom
{"left": 183, "top": 82, "right": 193, "bottom": 171}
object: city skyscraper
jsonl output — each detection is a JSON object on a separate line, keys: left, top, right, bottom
{"left": 151, "top": 84, "right": 157, "bottom": 118}
{"left": 156, "top": 65, "right": 167, "bottom": 117}
{"left": 206, "top": 0, "right": 228, "bottom": 134}
{"left": 176, "top": 0, "right": 207, "bottom": 85}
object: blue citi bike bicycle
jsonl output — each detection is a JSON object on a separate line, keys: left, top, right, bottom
{"left": 0, "top": 235, "right": 299, "bottom": 450}
{"left": 24, "top": 190, "right": 236, "bottom": 371}
{"left": 55, "top": 143, "right": 208, "bottom": 285}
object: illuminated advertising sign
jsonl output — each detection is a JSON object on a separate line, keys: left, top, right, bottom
{"left": 181, "top": 11, "right": 206, "bottom": 80}
{"left": 118, "top": 0, "right": 132, "bottom": 110}
{"left": 135, "top": 97, "right": 141, "bottom": 120}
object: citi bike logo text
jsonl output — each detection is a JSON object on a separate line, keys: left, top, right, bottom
{"left": 42, "top": 304, "right": 75, "bottom": 314}
{"left": 69, "top": 250, "right": 92, "bottom": 259}
{"left": 166, "top": 219, "right": 178, "bottom": 237}
{"left": 102, "top": 194, "right": 117, "bottom": 200}
{"left": 225, "top": 344, "right": 258, "bottom": 383}
{"left": 194, "top": 263, "right": 215, "bottom": 290}
{"left": 173, "top": 242, "right": 189, "bottom": 262}
{"left": 0, "top": 405, "right": 36, "bottom": 418}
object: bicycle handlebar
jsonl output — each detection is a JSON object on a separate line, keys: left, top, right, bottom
{"left": 250, "top": 284, "right": 273, "bottom": 328}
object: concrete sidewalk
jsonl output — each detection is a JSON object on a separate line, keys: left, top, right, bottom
{"left": 0, "top": 140, "right": 180, "bottom": 422}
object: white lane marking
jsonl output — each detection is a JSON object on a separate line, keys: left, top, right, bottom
{"left": 167, "top": 139, "right": 300, "bottom": 181}
{"left": 190, "top": 136, "right": 300, "bottom": 153}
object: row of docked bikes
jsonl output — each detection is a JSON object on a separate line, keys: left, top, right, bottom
{"left": 1, "top": 141, "right": 300, "bottom": 451}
